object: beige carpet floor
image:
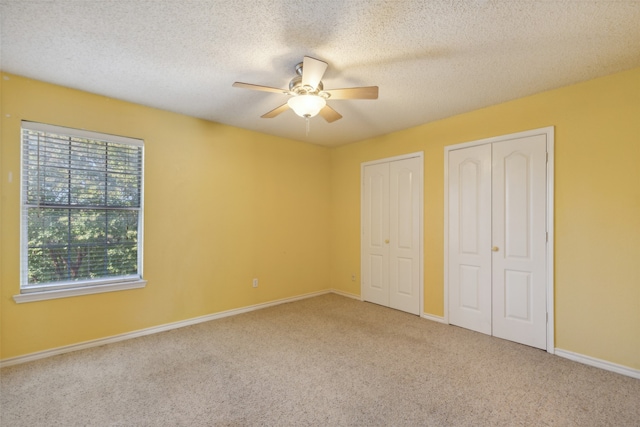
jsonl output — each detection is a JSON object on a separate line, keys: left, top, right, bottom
{"left": 1, "top": 293, "right": 639, "bottom": 426}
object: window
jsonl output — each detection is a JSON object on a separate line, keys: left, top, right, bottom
{"left": 18, "top": 122, "right": 145, "bottom": 302}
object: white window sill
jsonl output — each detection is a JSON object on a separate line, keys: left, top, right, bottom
{"left": 13, "top": 280, "right": 147, "bottom": 303}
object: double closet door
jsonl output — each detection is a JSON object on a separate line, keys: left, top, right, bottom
{"left": 448, "top": 134, "right": 548, "bottom": 349}
{"left": 362, "top": 155, "right": 422, "bottom": 315}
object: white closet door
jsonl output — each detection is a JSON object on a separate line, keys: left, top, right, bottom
{"left": 448, "top": 145, "right": 493, "bottom": 334}
{"left": 362, "top": 156, "right": 422, "bottom": 315}
{"left": 389, "top": 157, "right": 421, "bottom": 315}
{"left": 492, "top": 135, "right": 547, "bottom": 349}
{"left": 362, "top": 162, "right": 390, "bottom": 307}
{"left": 447, "top": 134, "right": 548, "bottom": 350}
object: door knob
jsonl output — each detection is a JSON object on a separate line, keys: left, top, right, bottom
{"left": 492, "top": 246, "right": 499, "bottom": 252}
{"left": 385, "top": 239, "right": 390, "bottom": 244}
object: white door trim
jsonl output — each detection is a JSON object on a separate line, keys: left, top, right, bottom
{"left": 444, "top": 127, "right": 555, "bottom": 353}
{"left": 361, "top": 152, "right": 424, "bottom": 316}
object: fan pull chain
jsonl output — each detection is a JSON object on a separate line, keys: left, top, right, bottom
{"left": 305, "top": 116, "right": 310, "bottom": 136}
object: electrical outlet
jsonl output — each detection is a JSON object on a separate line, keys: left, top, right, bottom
{"left": 351, "top": 274, "right": 356, "bottom": 281}
{"left": 252, "top": 278, "right": 258, "bottom": 288}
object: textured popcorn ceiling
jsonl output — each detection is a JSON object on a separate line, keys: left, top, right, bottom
{"left": 1, "top": 1, "right": 639, "bottom": 146}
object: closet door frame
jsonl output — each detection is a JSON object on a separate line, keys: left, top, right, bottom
{"left": 361, "top": 152, "right": 424, "bottom": 316}
{"left": 444, "top": 127, "right": 555, "bottom": 354}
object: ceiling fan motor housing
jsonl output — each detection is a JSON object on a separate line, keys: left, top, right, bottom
{"left": 290, "top": 64, "right": 328, "bottom": 98}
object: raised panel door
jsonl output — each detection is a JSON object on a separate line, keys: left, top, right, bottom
{"left": 389, "top": 157, "right": 421, "bottom": 315}
{"left": 362, "top": 163, "right": 390, "bottom": 307}
{"left": 448, "top": 145, "right": 492, "bottom": 334}
{"left": 492, "top": 135, "right": 547, "bottom": 349}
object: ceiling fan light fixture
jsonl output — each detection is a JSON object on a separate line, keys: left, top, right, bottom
{"left": 233, "top": 56, "right": 377, "bottom": 123}
{"left": 287, "top": 94, "right": 326, "bottom": 118}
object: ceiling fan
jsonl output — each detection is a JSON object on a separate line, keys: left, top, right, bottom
{"left": 232, "top": 56, "right": 378, "bottom": 123}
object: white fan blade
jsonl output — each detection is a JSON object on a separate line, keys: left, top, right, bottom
{"left": 319, "top": 105, "right": 342, "bottom": 123}
{"left": 233, "top": 82, "right": 289, "bottom": 95}
{"left": 261, "top": 103, "right": 290, "bottom": 118}
{"left": 325, "top": 86, "right": 378, "bottom": 100}
{"left": 301, "top": 56, "right": 328, "bottom": 90}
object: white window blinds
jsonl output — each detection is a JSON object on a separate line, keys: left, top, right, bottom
{"left": 21, "top": 121, "right": 144, "bottom": 291}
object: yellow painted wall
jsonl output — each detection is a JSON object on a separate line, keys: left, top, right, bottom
{"left": 2, "top": 68, "right": 639, "bottom": 372}
{"left": 0, "top": 74, "right": 331, "bottom": 359}
{"left": 329, "top": 67, "right": 640, "bottom": 370}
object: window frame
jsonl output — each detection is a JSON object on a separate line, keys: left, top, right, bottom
{"left": 15, "top": 121, "right": 146, "bottom": 303}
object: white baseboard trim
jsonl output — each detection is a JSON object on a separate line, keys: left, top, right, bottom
{"left": 555, "top": 348, "right": 640, "bottom": 380}
{"left": 330, "top": 289, "right": 362, "bottom": 300}
{"left": 0, "top": 289, "right": 332, "bottom": 368}
{"left": 6, "top": 292, "right": 638, "bottom": 381}
{"left": 421, "top": 313, "right": 447, "bottom": 324}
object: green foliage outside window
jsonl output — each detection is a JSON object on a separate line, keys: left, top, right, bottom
{"left": 22, "top": 126, "right": 143, "bottom": 288}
